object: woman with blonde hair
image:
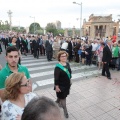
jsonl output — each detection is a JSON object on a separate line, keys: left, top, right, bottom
{"left": 1, "top": 72, "right": 37, "bottom": 120}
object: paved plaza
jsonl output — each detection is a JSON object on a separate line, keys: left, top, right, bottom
{"left": 35, "top": 71, "right": 120, "bottom": 120}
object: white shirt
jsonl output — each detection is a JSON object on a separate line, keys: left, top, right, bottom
{"left": 61, "top": 42, "right": 68, "bottom": 50}
{"left": 1, "top": 92, "right": 37, "bottom": 120}
{"left": 92, "top": 43, "right": 98, "bottom": 51}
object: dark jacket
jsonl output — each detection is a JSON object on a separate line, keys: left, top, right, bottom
{"left": 68, "top": 41, "right": 72, "bottom": 52}
{"left": 21, "top": 39, "right": 28, "bottom": 49}
{"left": 45, "top": 40, "right": 53, "bottom": 52}
{"left": 102, "top": 45, "right": 112, "bottom": 62}
{"left": 32, "top": 40, "right": 39, "bottom": 50}
{"left": 16, "top": 37, "right": 22, "bottom": 49}
{"left": 4, "top": 38, "right": 9, "bottom": 45}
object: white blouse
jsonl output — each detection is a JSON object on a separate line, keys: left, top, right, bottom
{"left": 1, "top": 92, "right": 37, "bottom": 120}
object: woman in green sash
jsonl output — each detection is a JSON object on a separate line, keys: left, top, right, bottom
{"left": 54, "top": 51, "right": 72, "bottom": 118}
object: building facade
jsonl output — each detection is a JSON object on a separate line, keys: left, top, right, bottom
{"left": 54, "top": 20, "right": 61, "bottom": 29}
{"left": 82, "top": 14, "right": 119, "bottom": 39}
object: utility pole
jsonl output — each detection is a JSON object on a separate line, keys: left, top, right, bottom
{"left": 118, "top": 15, "right": 120, "bottom": 33}
{"left": 7, "top": 10, "right": 12, "bottom": 31}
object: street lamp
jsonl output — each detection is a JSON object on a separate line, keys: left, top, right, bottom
{"left": 30, "top": 16, "right": 35, "bottom": 34}
{"left": 73, "top": 1, "right": 82, "bottom": 37}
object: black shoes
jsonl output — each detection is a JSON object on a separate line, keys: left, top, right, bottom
{"left": 63, "top": 109, "right": 69, "bottom": 118}
{"left": 64, "top": 113, "right": 69, "bottom": 118}
{"left": 107, "top": 77, "right": 111, "bottom": 80}
{"left": 102, "top": 74, "right": 111, "bottom": 80}
{"left": 101, "top": 74, "right": 106, "bottom": 76}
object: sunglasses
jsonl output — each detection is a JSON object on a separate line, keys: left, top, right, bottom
{"left": 20, "top": 81, "right": 30, "bottom": 87}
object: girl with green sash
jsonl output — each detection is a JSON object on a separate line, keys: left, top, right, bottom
{"left": 54, "top": 51, "right": 72, "bottom": 118}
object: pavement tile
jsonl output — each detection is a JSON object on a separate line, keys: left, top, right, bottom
{"left": 105, "top": 98, "right": 120, "bottom": 107}
{"left": 79, "top": 91, "right": 94, "bottom": 98}
{"left": 68, "top": 92, "right": 85, "bottom": 101}
{"left": 80, "top": 84, "right": 95, "bottom": 90}
{"left": 86, "top": 95, "right": 104, "bottom": 104}
{"left": 76, "top": 99, "right": 95, "bottom": 109}
{"left": 107, "top": 108, "right": 120, "bottom": 119}
{"left": 67, "top": 102, "right": 82, "bottom": 113}
{"left": 71, "top": 110, "right": 94, "bottom": 120}
{"left": 70, "top": 86, "right": 85, "bottom": 92}
{"left": 85, "top": 105, "right": 105, "bottom": 117}
{"left": 96, "top": 101, "right": 116, "bottom": 112}
{"left": 95, "top": 113, "right": 116, "bottom": 120}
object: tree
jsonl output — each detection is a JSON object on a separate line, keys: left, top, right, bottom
{"left": 29, "top": 22, "right": 41, "bottom": 34}
{"left": 68, "top": 29, "right": 72, "bottom": 37}
{"left": 57, "top": 29, "right": 65, "bottom": 36}
{"left": 12, "top": 26, "right": 26, "bottom": 33}
{"left": 46, "top": 23, "right": 58, "bottom": 36}
{"left": 0, "top": 24, "right": 10, "bottom": 31}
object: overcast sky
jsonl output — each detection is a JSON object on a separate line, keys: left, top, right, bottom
{"left": 0, "top": 0, "right": 120, "bottom": 28}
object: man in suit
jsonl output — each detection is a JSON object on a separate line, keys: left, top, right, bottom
{"left": 45, "top": 36, "right": 53, "bottom": 61}
{"left": 102, "top": 40, "right": 112, "bottom": 79}
{"left": 4, "top": 35, "right": 9, "bottom": 50}
{"left": 21, "top": 35, "right": 28, "bottom": 56}
{"left": 16, "top": 34, "right": 23, "bottom": 53}
{"left": 38, "top": 35, "right": 43, "bottom": 56}
{"left": 68, "top": 38, "right": 73, "bottom": 62}
{"left": 32, "top": 36, "right": 39, "bottom": 59}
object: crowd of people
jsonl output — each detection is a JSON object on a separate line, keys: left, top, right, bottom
{"left": 0, "top": 31, "right": 120, "bottom": 119}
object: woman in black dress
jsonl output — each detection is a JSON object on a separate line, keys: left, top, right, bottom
{"left": 54, "top": 51, "right": 72, "bottom": 118}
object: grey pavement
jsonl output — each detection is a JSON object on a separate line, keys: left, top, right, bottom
{"left": 35, "top": 71, "right": 120, "bottom": 120}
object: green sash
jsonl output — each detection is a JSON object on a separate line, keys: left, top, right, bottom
{"left": 8, "top": 43, "right": 13, "bottom": 46}
{"left": 56, "top": 63, "right": 71, "bottom": 79}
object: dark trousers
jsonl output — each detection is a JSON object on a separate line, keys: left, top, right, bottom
{"left": 117, "top": 58, "right": 120, "bottom": 70}
{"left": 75, "top": 54, "right": 79, "bottom": 63}
{"left": 34, "top": 49, "right": 39, "bottom": 58}
{"left": 46, "top": 51, "right": 53, "bottom": 60}
{"left": 30, "top": 45, "right": 33, "bottom": 54}
{"left": 68, "top": 51, "right": 73, "bottom": 61}
{"left": 102, "top": 63, "right": 111, "bottom": 77}
{"left": 39, "top": 45, "right": 43, "bottom": 55}
{"left": 43, "top": 47, "right": 45, "bottom": 55}
{"left": 86, "top": 55, "right": 92, "bottom": 65}
{"left": 5, "top": 44, "right": 8, "bottom": 50}
{"left": 19, "top": 45, "right": 23, "bottom": 54}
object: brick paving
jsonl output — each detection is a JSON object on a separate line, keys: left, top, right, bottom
{"left": 35, "top": 70, "right": 120, "bottom": 120}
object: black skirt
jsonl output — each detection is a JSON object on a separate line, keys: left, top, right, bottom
{"left": 56, "top": 86, "right": 70, "bottom": 99}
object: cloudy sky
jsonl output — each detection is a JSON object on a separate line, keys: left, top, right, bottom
{"left": 0, "top": 0, "right": 120, "bottom": 28}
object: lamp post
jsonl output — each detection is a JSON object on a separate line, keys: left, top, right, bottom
{"left": 118, "top": 15, "right": 120, "bottom": 33}
{"left": 73, "top": 1, "right": 82, "bottom": 37}
{"left": 30, "top": 16, "right": 35, "bottom": 34}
